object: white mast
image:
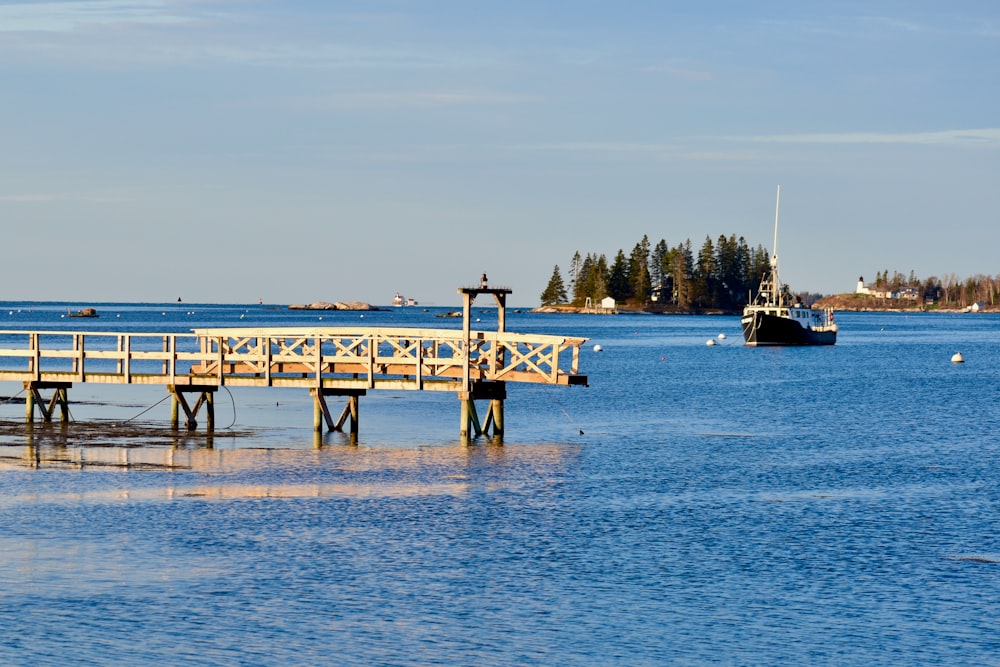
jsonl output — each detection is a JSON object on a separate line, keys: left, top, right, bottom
{"left": 772, "top": 185, "right": 781, "bottom": 268}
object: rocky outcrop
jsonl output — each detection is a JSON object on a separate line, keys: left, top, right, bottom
{"left": 288, "top": 301, "right": 378, "bottom": 311}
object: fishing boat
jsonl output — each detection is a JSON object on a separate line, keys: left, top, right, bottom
{"left": 741, "top": 187, "right": 837, "bottom": 346}
{"left": 67, "top": 307, "right": 99, "bottom": 318}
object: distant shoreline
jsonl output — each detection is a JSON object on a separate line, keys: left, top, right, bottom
{"left": 532, "top": 302, "right": 998, "bottom": 315}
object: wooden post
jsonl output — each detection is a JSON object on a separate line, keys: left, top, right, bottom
{"left": 58, "top": 388, "right": 69, "bottom": 423}
{"left": 313, "top": 392, "right": 323, "bottom": 432}
{"left": 168, "top": 385, "right": 217, "bottom": 432}
{"left": 23, "top": 382, "right": 72, "bottom": 423}
{"left": 314, "top": 389, "right": 364, "bottom": 436}
{"left": 489, "top": 398, "right": 504, "bottom": 438}
{"left": 459, "top": 396, "right": 470, "bottom": 441}
{"left": 205, "top": 392, "right": 215, "bottom": 432}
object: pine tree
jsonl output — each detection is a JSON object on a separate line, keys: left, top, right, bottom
{"left": 608, "top": 250, "right": 631, "bottom": 301}
{"left": 651, "top": 239, "right": 668, "bottom": 302}
{"left": 540, "top": 265, "right": 568, "bottom": 306}
{"left": 629, "top": 235, "right": 652, "bottom": 305}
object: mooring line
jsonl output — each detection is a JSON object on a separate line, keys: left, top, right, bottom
{"left": 121, "top": 394, "right": 172, "bottom": 424}
{"left": 0, "top": 388, "right": 26, "bottom": 404}
{"left": 546, "top": 386, "right": 585, "bottom": 435}
{"left": 222, "top": 385, "right": 237, "bottom": 429}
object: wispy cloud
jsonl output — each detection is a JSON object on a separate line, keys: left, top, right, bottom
{"left": 0, "top": 193, "right": 130, "bottom": 203}
{"left": 723, "top": 128, "right": 1000, "bottom": 146}
{"left": 512, "top": 142, "right": 752, "bottom": 161}
{"left": 307, "top": 91, "right": 529, "bottom": 110}
{"left": 0, "top": 1, "right": 194, "bottom": 32}
{"left": 644, "top": 60, "right": 714, "bottom": 82}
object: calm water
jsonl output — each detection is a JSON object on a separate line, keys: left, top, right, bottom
{"left": 0, "top": 303, "right": 998, "bottom": 665}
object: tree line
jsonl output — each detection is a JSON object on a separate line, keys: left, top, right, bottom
{"left": 867, "top": 270, "right": 1000, "bottom": 309}
{"left": 540, "top": 234, "right": 773, "bottom": 310}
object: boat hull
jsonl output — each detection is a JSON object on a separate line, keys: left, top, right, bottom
{"left": 741, "top": 311, "right": 836, "bottom": 346}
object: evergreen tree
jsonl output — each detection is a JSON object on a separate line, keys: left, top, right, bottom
{"left": 671, "top": 241, "right": 693, "bottom": 309}
{"left": 594, "top": 254, "right": 610, "bottom": 302}
{"left": 569, "top": 251, "right": 582, "bottom": 296}
{"left": 573, "top": 253, "right": 596, "bottom": 306}
{"left": 715, "top": 234, "right": 737, "bottom": 309}
{"left": 693, "top": 236, "right": 716, "bottom": 308}
{"left": 540, "top": 265, "right": 568, "bottom": 306}
{"left": 734, "top": 236, "right": 752, "bottom": 304}
{"left": 608, "top": 250, "right": 631, "bottom": 302}
{"left": 629, "top": 236, "right": 652, "bottom": 305}
{"left": 651, "top": 239, "right": 668, "bottom": 302}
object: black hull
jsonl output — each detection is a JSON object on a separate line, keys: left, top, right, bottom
{"left": 741, "top": 311, "right": 836, "bottom": 346}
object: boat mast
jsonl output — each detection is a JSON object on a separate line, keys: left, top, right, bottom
{"left": 773, "top": 185, "right": 780, "bottom": 260}
{"left": 771, "top": 185, "right": 781, "bottom": 304}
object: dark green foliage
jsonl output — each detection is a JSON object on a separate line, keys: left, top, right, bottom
{"left": 559, "top": 233, "right": 770, "bottom": 310}
{"left": 540, "top": 265, "right": 568, "bottom": 306}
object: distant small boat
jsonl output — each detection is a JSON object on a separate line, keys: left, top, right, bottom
{"left": 741, "top": 186, "right": 837, "bottom": 346}
{"left": 392, "top": 293, "right": 417, "bottom": 307}
{"left": 67, "top": 307, "right": 99, "bottom": 318}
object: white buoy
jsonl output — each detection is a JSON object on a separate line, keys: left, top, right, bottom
{"left": 706, "top": 339, "right": 717, "bottom": 346}
{"left": 718, "top": 333, "right": 727, "bottom": 340}
{"left": 593, "top": 344, "right": 603, "bottom": 352}
{"left": 951, "top": 352, "right": 964, "bottom": 363}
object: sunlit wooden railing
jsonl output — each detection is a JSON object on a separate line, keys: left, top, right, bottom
{"left": 0, "top": 327, "right": 588, "bottom": 390}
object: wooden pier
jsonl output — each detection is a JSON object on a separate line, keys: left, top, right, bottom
{"left": 0, "top": 287, "right": 587, "bottom": 441}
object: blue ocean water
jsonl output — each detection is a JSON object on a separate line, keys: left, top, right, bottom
{"left": 0, "top": 303, "right": 998, "bottom": 665}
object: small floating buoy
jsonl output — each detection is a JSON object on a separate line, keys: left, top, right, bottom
{"left": 360, "top": 314, "right": 364, "bottom": 318}
{"left": 951, "top": 352, "right": 964, "bottom": 363}
{"left": 593, "top": 344, "right": 603, "bottom": 352}
{"left": 718, "top": 333, "right": 727, "bottom": 340}
{"left": 706, "top": 339, "right": 717, "bottom": 346}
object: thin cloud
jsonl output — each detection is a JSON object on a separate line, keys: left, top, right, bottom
{"left": 644, "top": 60, "right": 714, "bottom": 82}
{"left": 0, "top": 1, "right": 194, "bottom": 32}
{"left": 724, "top": 128, "right": 1000, "bottom": 146}
{"left": 311, "top": 91, "right": 529, "bottom": 110}
{"left": 512, "top": 142, "right": 752, "bottom": 161}
{"left": 0, "top": 193, "right": 130, "bottom": 203}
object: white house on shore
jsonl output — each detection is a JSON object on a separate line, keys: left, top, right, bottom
{"left": 856, "top": 276, "right": 919, "bottom": 301}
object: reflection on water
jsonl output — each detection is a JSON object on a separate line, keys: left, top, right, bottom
{"left": 0, "top": 436, "right": 576, "bottom": 504}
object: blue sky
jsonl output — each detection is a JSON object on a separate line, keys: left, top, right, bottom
{"left": 1, "top": 1, "right": 998, "bottom": 306}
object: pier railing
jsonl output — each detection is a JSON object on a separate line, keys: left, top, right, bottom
{"left": 0, "top": 327, "right": 588, "bottom": 391}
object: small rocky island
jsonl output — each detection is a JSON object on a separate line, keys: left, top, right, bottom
{"left": 287, "top": 301, "right": 382, "bottom": 311}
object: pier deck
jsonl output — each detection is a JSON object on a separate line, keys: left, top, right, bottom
{"left": 0, "top": 324, "right": 587, "bottom": 438}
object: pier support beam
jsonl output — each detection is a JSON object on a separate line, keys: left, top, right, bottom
{"left": 24, "top": 381, "right": 72, "bottom": 423}
{"left": 311, "top": 389, "right": 366, "bottom": 436}
{"left": 459, "top": 381, "right": 506, "bottom": 442}
{"left": 168, "top": 385, "right": 217, "bottom": 432}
